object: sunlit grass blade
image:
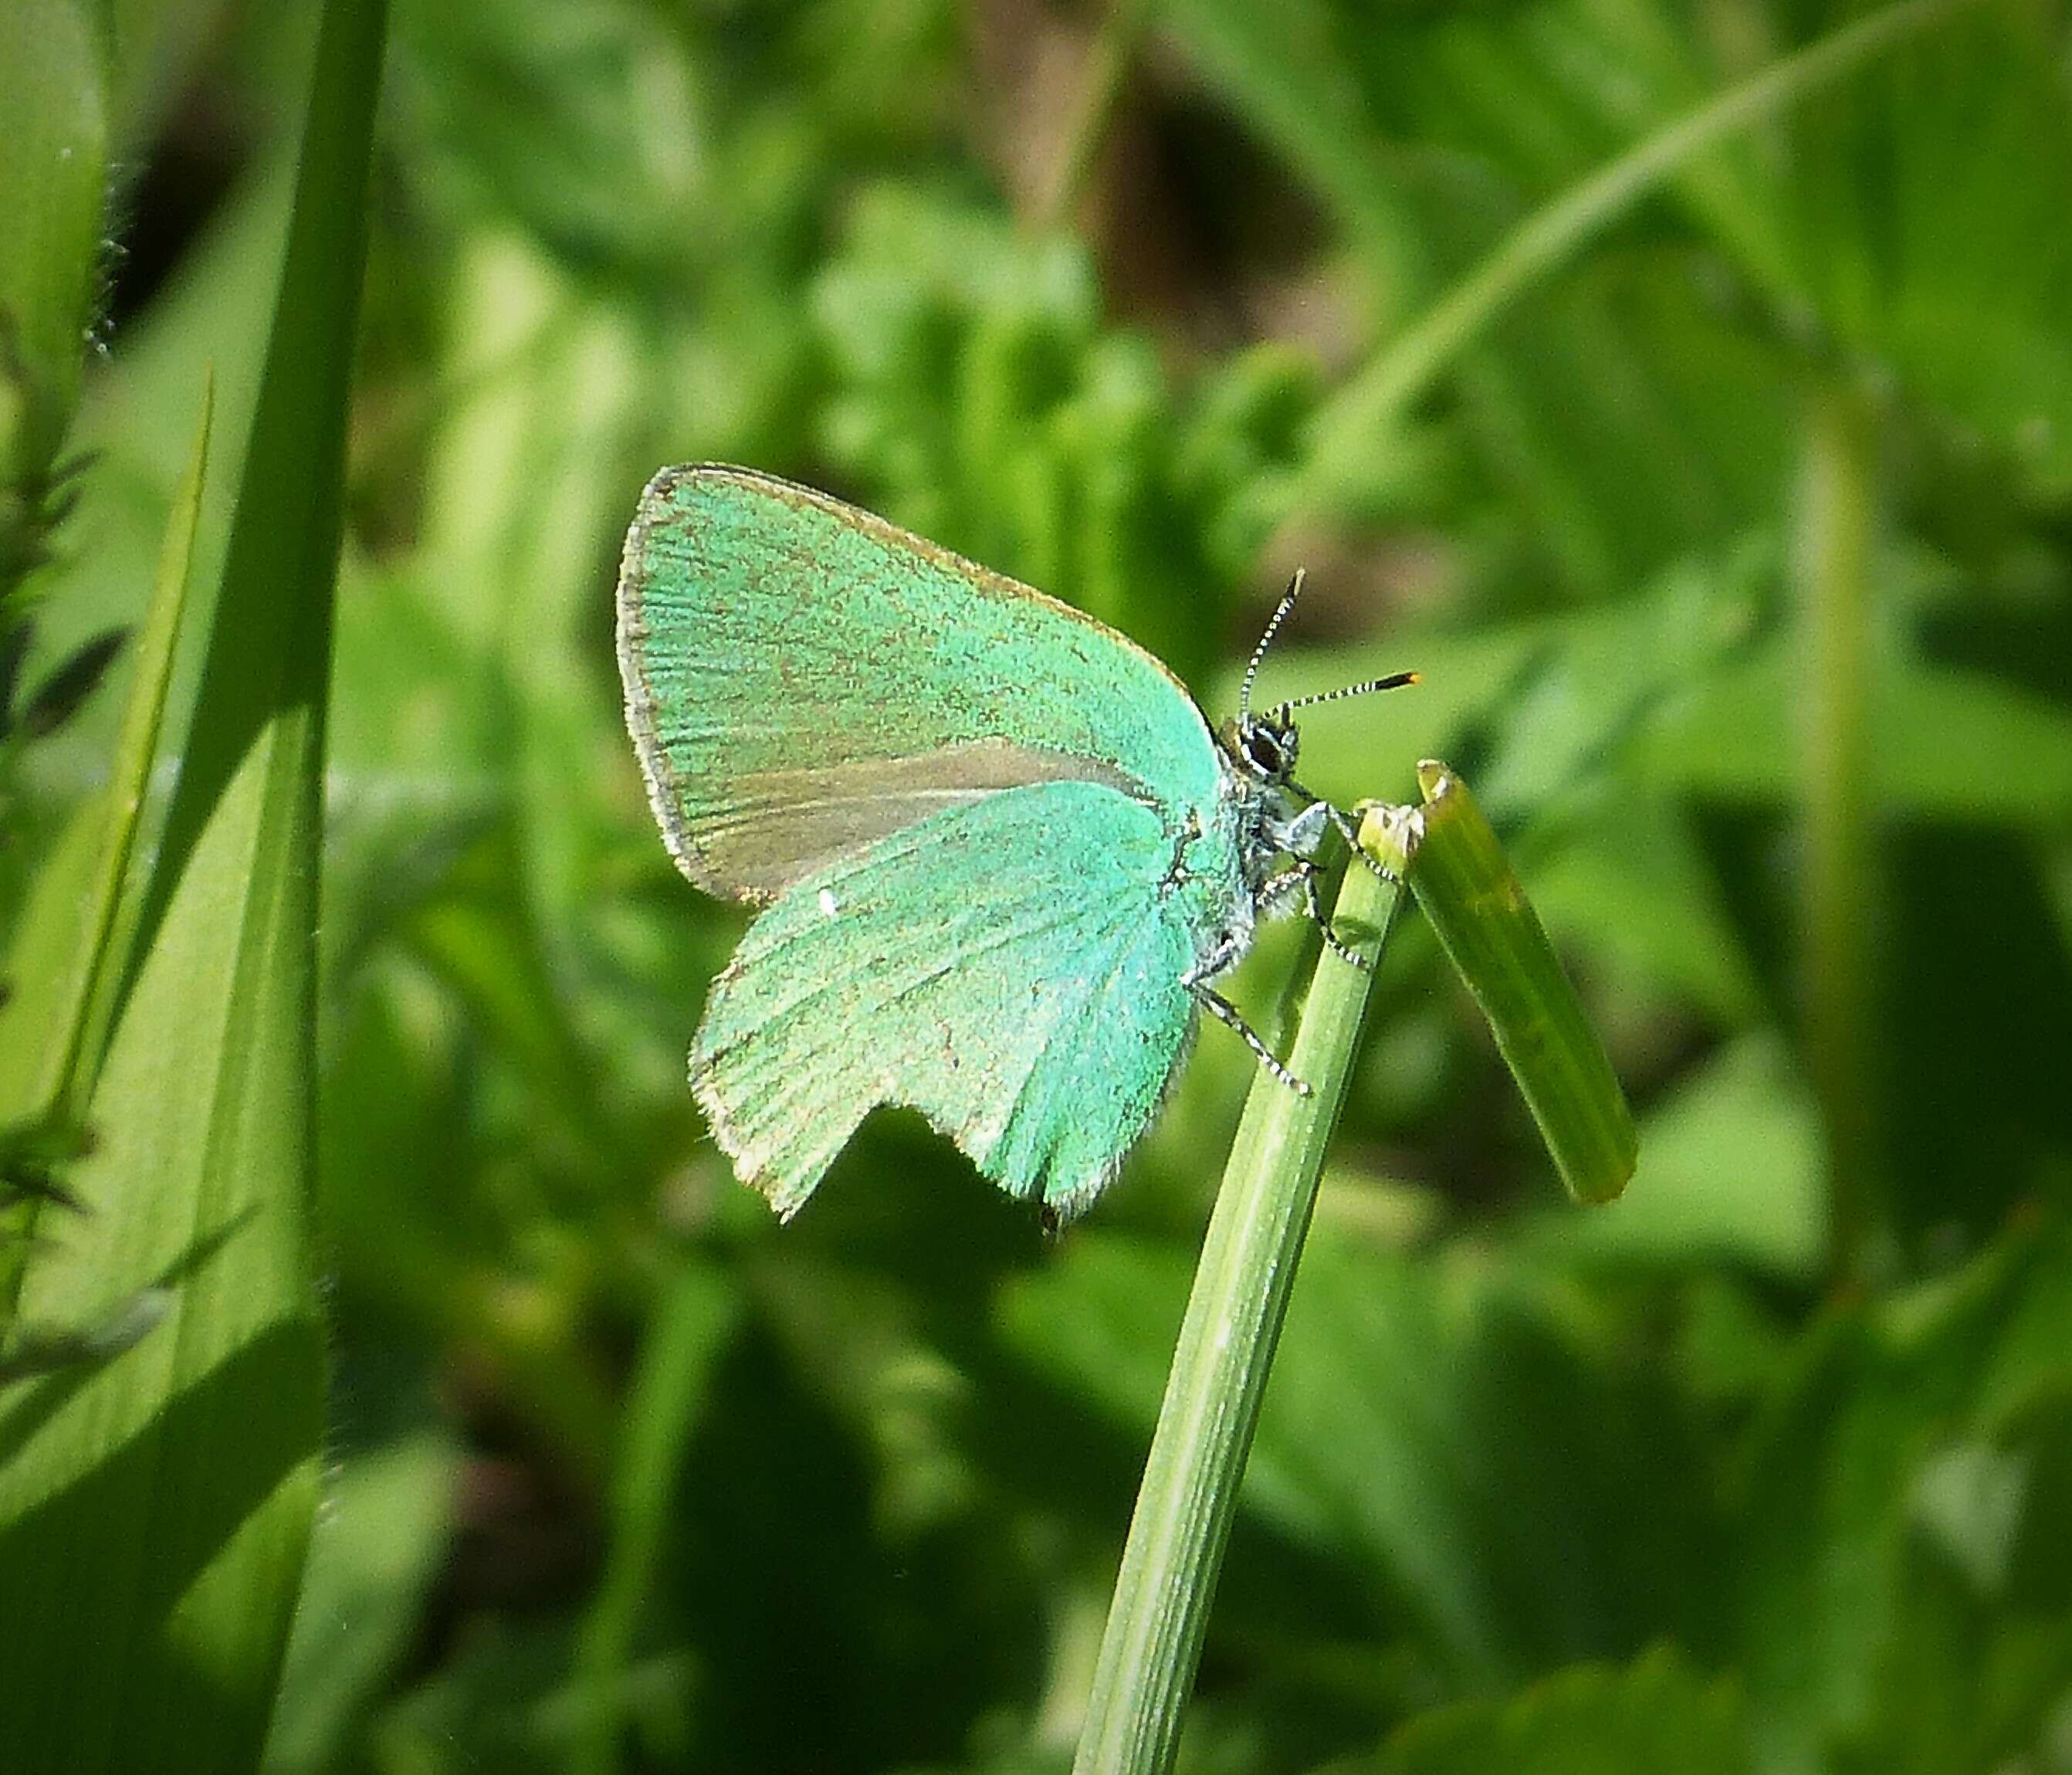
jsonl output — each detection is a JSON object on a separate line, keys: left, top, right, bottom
{"left": 1073, "top": 833, "right": 1407, "bottom": 1775}
{"left": 1374, "top": 763, "right": 1637, "bottom": 1205}
{"left": 0, "top": 2, "right": 389, "bottom": 1769}
{"left": 0, "top": 0, "right": 108, "bottom": 593}
{"left": 0, "top": 377, "right": 212, "bottom": 1187}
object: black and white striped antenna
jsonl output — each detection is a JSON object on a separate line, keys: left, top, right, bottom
{"left": 1238, "top": 568, "right": 1305, "bottom": 720}
{"left": 1240, "top": 567, "right": 1419, "bottom": 722}
{"left": 1271, "top": 670, "right": 1418, "bottom": 720}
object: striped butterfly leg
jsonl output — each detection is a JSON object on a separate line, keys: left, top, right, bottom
{"left": 1182, "top": 928, "right": 1310, "bottom": 1097}
{"left": 1303, "top": 790, "right": 1403, "bottom": 889}
{"left": 1258, "top": 858, "right": 1373, "bottom": 973}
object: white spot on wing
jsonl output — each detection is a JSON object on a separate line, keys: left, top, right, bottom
{"left": 818, "top": 888, "right": 839, "bottom": 918}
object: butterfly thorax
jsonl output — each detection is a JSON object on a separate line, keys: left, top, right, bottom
{"left": 1146, "top": 715, "right": 1320, "bottom": 991}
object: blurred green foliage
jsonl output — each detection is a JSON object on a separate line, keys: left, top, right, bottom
{"left": 4, "top": 0, "right": 2072, "bottom": 1771}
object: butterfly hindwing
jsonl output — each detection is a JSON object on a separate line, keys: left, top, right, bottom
{"left": 618, "top": 466, "right": 1221, "bottom": 902}
{"left": 691, "top": 781, "right": 1204, "bottom": 1219}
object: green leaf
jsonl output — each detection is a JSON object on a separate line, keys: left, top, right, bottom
{"left": 811, "top": 185, "right": 1315, "bottom": 686}
{"left": 1520, "top": 791, "right": 1765, "bottom": 1028}
{"left": 0, "top": 3, "right": 388, "bottom": 1770}
{"left": 261, "top": 1435, "right": 459, "bottom": 1775}
{"left": 1351, "top": 1646, "right": 1749, "bottom": 1775}
{"left": 391, "top": 0, "right": 701, "bottom": 280}
{"left": 1518, "top": 1036, "right": 1827, "bottom": 1282}
{"left": 7, "top": 149, "right": 299, "bottom": 790}
{"left": 1004, "top": 1227, "right": 1718, "bottom": 1696}
{"left": 1635, "top": 642, "right": 2072, "bottom": 825}
{"left": 1775, "top": 2, "right": 2072, "bottom": 496}
{"left": 1732, "top": 1221, "right": 2072, "bottom": 1772}
{"left": 1244, "top": 541, "right": 1776, "bottom": 822}
{"left": 1434, "top": 257, "right": 1793, "bottom": 605}
{"left": 1287, "top": 0, "right": 1984, "bottom": 525}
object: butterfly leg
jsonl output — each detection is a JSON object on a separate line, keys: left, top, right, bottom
{"left": 1259, "top": 857, "right": 1376, "bottom": 969}
{"left": 1190, "top": 984, "right": 1310, "bottom": 1095}
{"left": 1183, "top": 937, "right": 1311, "bottom": 1096}
{"left": 1260, "top": 862, "right": 1374, "bottom": 973}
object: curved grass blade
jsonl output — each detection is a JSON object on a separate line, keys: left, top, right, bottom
{"left": 1288, "top": 0, "right": 1982, "bottom": 524}
{"left": 1378, "top": 762, "right": 1637, "bottom": 1205}
{"left": 0, "top": 1, "right": 388, "bottom": 1767}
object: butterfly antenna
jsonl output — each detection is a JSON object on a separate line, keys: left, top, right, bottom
{"left": 1272, "top": 670, "right": 1419, "bottom": 719}
{"left": 1241, "top": 569, "right": 1306, "bottom": 719}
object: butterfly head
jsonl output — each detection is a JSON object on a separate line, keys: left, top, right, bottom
{"left": 1226, "top": 706, "right": 1301, "bottom": 787}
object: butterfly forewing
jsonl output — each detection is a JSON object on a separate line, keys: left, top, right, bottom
{"left": 617, "top": 466, "right": 1219, "bottom": 902}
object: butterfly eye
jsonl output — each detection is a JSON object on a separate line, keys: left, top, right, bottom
{"left": 1239, "top": 720, "right": 1295, "bottom": 777}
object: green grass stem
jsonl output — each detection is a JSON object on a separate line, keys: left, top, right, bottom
{"left": 1796, "top": 381, "right": 1884, "bottom": 1282}
{"left": 0, "top": 383, "right": 210, "bottom": 1328}
{"left": 37, "top": 381, "right": 210, "bottom": 1121}
{"left": 1072, "top": 826, "right": 1410, "bottom": 1774}
{"left": 574, "top": 1262, "right": 736, "bottom": 1775}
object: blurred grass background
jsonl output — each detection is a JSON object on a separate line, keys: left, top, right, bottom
{"left": 4, "top": 0, "right": 2072, "bottom": 1770}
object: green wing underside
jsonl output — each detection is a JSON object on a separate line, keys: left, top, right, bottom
{"left": 618, "top": 466, "right": 1219, "bottom": 902}
{"left": 692, "top": 781, "right": 1200, "bottom": 1218}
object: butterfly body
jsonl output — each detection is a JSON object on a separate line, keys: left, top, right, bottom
{"left": 618, "top": 466, "right": 1386, "bottom": 1219}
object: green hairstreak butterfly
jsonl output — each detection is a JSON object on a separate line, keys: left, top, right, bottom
{"left": 617, "top": 466, "right": 1413, "bottom": 1221}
